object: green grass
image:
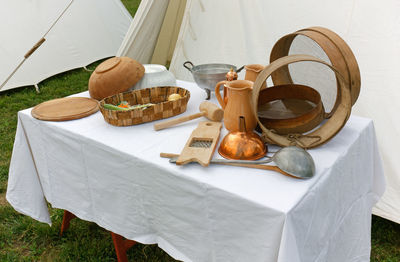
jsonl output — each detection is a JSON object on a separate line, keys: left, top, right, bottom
{"left": 1, "top": 0, "right": 400, "bottom": 261}
{"left": 371, "top": 216, "right": 400, "bottom": 261}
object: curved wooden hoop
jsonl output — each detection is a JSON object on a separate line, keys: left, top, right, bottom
{"left": 270, "top": 27, "right": 360, "bottom": 117}
{"left": 305, "top": 27, "right": 361, "bottom": 105}
{"left": 252, "top": 54, "right": 351, "bottom": 149}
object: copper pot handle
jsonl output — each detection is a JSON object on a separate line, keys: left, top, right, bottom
{"left": 236, "top": 65, "right": 245, "bottom": 73}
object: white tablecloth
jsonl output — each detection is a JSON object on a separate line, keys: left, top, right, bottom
{"left": 7, "top": 80, "right": 385, "bottom": 262}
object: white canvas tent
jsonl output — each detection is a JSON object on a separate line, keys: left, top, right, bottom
{"left": 119, "top": 0, "right": 400, "bottom": 224}
{"left": 0, "top": 0, "right": 131, "bottom": 92}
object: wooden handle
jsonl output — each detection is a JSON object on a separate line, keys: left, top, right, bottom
{"left": 214, "top": 162, "right": 299, "bottom": 179}
{"left": 159, "top": 152, "right": 297, "bottom": 178}
{"left": 160, "top": 152, "right": 179, "bottom": 158}
{"left": 24, "top": 38, "right": 46, "bottom": 58}
{"left": 154, "top": 111, "right": 206, "bottom": 131}
{"left": 214, "top": 80, "right": 227, "bottom": 109}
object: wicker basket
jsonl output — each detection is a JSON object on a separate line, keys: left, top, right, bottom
{"left": 99, "top": 86, "right": 190, "bottom": 126}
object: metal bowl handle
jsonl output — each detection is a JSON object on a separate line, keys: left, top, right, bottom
{"left": 236, "top": 65, "right": 245, "bottom": 73}
{"left": 183, "top": 61, "right": 194, "bottom": 72}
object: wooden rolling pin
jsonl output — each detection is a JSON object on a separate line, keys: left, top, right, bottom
{"left": 154, "top": 101, "right": 223, "bottom": 131}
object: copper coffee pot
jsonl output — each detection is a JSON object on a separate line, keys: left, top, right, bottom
{"left": 218, "top": 116, "right": 267, "bottom": 160}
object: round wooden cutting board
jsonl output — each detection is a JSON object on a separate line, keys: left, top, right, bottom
{"left": 31, "top": 97, "right": 99, "bottom": 121}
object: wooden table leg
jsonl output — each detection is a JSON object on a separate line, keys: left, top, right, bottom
{"left": 60, "top": 210, "right": 136, "bottom": 261}
{"left": 60, "top": 210, "right": 76, "bottom": 236}
{"left": 111, "top": 232, "right": 137, "bottom": 262}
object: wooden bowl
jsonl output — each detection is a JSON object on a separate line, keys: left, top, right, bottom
{"left": 99, "top": 86, "right": 190, "bottom": 126}
{"left": 270, "top": 27, "right": 360, "bottom": 117}
{"left": 89, "top": 57, "right": 145, "bottom": 100}
{"left": 257, "top": 84, "right": 324, "bottom": 135}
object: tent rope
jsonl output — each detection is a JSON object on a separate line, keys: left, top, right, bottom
{"left": 198, "top": 0, "right": 205, "bottom": 12}
{"left": 0, "top": 0, "right": 74, "bottom": 91}
{"left": 188, "top": 17, "right": 197, "bottom": 40}
{"left": 43, "top": 0, "right": 74, "bottom": 37}
{"left": 0, "top": 59, "right": 26, "bottom": 90}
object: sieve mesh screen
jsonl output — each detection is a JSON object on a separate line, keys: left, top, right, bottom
{"left": 285, "top": 35, "right": 337, "bottom": 113}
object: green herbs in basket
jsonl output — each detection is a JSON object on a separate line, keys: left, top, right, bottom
{"left": 103, "top": 101, "right": 155, "bottom": 111}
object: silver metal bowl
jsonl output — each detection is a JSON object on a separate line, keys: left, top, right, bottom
{"left": 183, "top": 61, "right": 243, "bottom": 99}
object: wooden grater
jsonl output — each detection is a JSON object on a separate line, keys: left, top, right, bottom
{"left": 176, "top": 121, "right": 222, "bottom": 167}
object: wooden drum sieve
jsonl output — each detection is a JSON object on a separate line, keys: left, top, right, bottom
{"left": 252, "top": 54, "right": 351, "bottom": 149}
{"left": 270, "top": 26, "right": 360, "bottom": 118}
{"left": 258, "top": 84, "right": 324, "bottom": 135}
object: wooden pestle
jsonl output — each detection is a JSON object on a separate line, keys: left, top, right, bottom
{"left": 154, "top": 101, "right": 223, "bottom": 131}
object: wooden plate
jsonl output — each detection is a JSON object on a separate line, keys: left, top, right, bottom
{"left": 31, "top": 97, "right": 99, "bottom": 121}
